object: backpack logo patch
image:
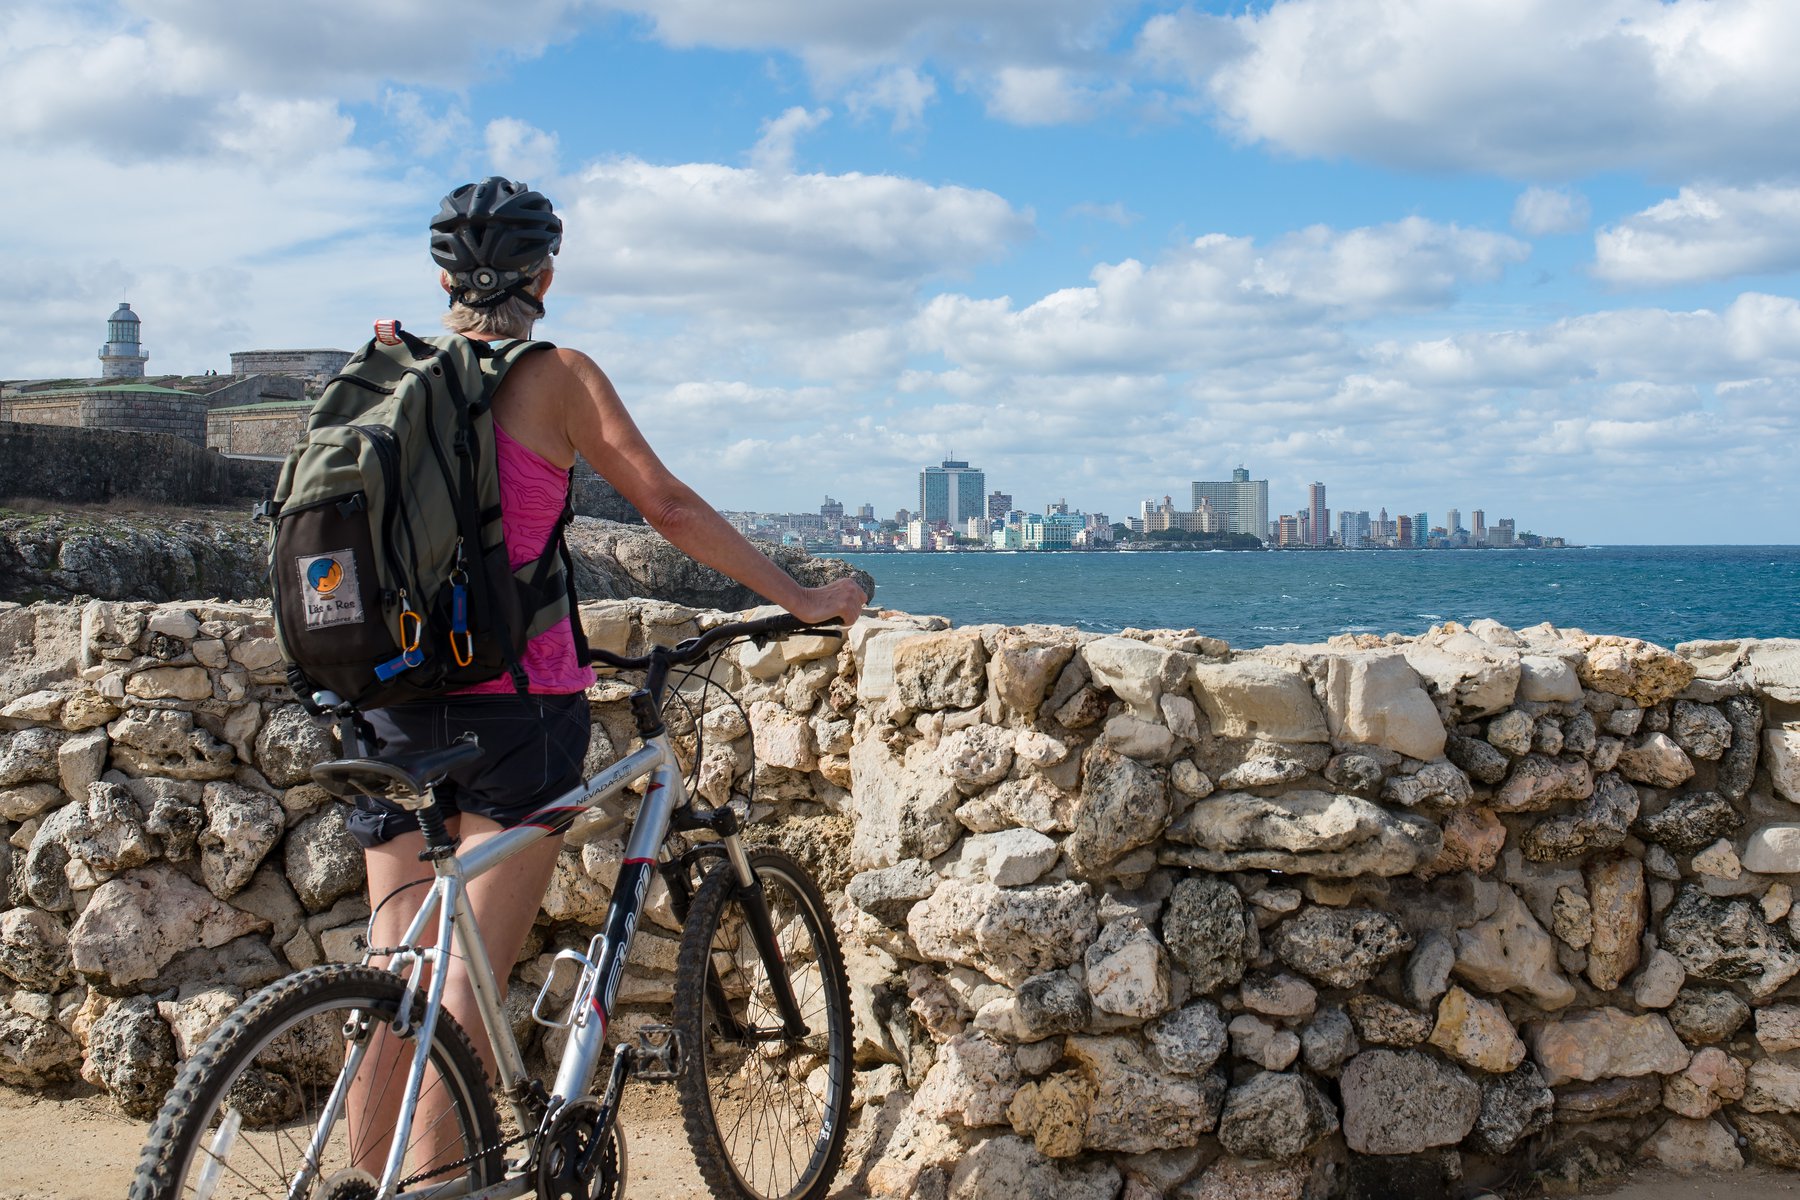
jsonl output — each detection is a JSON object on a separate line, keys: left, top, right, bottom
{"left": 297, "top": 551, "right": 364, "bottom": 629}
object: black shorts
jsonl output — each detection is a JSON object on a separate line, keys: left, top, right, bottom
{"left": 345, "top": 693, "right": 592, "bottom": 848}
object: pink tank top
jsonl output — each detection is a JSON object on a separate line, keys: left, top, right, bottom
{"left": 452, "top": 422, "right": 596, "bottom": 696}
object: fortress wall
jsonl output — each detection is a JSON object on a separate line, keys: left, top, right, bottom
{"left": 205, "top": 406, "right": 308, "bottom": 457}
{"left": 198, "top": 375, "right": 306, "bottom": 410}
{"left": 228, "top": 349, "right": 351, "bottom": 380}
{"left": 1, "top": 598, "right": 1799, "bottom": 1193}
{"left": 0, "top": 422, "right": 277, "bottom": 506}
{"left": 0, "top": 390, "right": 206, "bottom": 445}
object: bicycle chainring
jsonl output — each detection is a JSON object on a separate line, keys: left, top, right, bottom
{"left": 532, "top": 1098, "right": 625, "bottom": 1200}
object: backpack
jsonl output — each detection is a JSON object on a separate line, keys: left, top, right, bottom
{"left": 263, "top": 322, "right": 584, "bottom": 711}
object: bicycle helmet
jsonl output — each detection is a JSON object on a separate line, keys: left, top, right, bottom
{"left": 429, "top": 177, "right": 563, "bottom": 312}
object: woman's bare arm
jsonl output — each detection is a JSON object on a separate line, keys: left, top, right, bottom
{"left": 546, "top": 348, "right": 867, "bottom": 626}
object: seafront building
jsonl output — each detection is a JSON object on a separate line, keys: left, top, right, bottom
{"left": 1307, "top": 482, "right": 1329, "bottom": 547}
{"left": 1192, "top": 467, "right": 1269, "bottom": 538}
{"left": 918, "top": 459, "right": 986, "bottom": 527}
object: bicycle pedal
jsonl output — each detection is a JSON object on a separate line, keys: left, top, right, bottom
{"left": 633, "top": 1024, "right": 681, "bottom": 1080}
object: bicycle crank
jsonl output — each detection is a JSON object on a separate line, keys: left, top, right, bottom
{"left": 532, "top": 1098, "right": 626, "bottom": 1200}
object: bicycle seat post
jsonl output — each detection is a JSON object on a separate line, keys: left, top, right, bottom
{"left": 414, "top": 795, "right": 460, "bottom": 862}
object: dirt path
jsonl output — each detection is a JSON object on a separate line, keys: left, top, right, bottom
{"left": 2, "top": 1083, "right": 1795, "bottom": 1200}
{"left": 0, "top": 1082, "right": 718, "bottom": 1200}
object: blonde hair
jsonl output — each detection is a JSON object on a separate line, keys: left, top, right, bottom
{"left": 441, "top": 257, "right": 551, "bottom": 340}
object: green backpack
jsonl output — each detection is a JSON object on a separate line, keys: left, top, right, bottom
{"left": 263, "top": 323, "right": 582, "bottom": 711}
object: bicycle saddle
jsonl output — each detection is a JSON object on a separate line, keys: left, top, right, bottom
{"left": 310, "top": 735, "right": 484, "bottom": 805}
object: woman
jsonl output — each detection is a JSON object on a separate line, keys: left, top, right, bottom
{"left": 348, "top": 176, "right": 867, "bottom": 1173}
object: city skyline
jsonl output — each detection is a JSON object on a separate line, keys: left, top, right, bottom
{"left": 726, "top": 456, "right": 1562, "bottom": 553}
{"left": 7, "top": 5, "right": 1800, "bottom": 543}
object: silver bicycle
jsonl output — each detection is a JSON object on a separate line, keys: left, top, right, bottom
{"left": 130, "top": 613, "right": 853, "bottom": 1200}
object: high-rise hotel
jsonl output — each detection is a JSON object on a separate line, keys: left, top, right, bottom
{"left": 919, "top": 459, "right": 987, "bottom": 527}
{"left": 1191, "top": 466, "right": 1270, "bottom": 538}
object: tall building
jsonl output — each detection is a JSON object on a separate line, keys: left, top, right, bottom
{"left": 1339, "top": 510, "right": 1371, "bottom": 549}
{"left": 919, "top": 459, "right": 986, "bottom": 527}
{"left": 819, "top": 496, "right": 844, "bottom": 522}
{"left": 1395, "top": 514, "right": 1413, "bottom": 545}
{"left": 1412, "top": 513, "right": 1429, "bottom": 548}
{"left": 1446, "top": 508, "right": 1461, "bottom": 536}
{"left": 987, "top": 491, "right": 1012, "bottom": 521}
{"left": 1192, "top": 466, "right": 1269, "bottom": 539}
{"left": 857, "top": 502, "right": 875, "bottom": 522}
{"left": 1307, "top": 482, "right": 1329, "bottom": 547}
{"left": 1472, "top": 509, "right": 1487, "bottom": 544}
{"left": 98, "top": 302, "right": 149, "bottom": 379}
{"left": 1276, "top": 514, "right": 1301, "bottom": 546}
{"left": 1493, "top": 518, "right": 1516, "bottom": 547}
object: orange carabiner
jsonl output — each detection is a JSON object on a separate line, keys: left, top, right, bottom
{"left": 400, "top": 607, "right": 423, "bottom": 654}
{"left": 451, "top": 630, "right": 474, "bottom": 667}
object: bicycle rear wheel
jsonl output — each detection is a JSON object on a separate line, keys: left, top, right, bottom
{"left": 130, "top": 963, "right": 502, "bottom": 1200}
{"left": 673, "top": 848, "right": 852, "bottom": 1200}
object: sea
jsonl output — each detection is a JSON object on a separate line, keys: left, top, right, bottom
{"left": 836, "top": 546, "right": 1800, "bottom": 650}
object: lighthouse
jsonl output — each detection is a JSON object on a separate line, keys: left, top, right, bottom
{"left": 98, "top": 302, "right": 149, "bottom": 379}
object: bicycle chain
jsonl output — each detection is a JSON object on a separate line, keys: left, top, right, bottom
{"left": 396, "top": 1127, "right": 535, "bottom": 1191}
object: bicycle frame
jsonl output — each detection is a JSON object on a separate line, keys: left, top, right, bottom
{"left": 336, "top": 698, "right": 814, "bottom": 1200}
{"left": 347, "top": 731, "right": 694, "bottom": 1200}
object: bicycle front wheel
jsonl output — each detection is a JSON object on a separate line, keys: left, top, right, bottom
{"left": 130, "top": 964, "right": 503, "bottom": 1200}
{"left": 673, "top": 848, "right": 853, "bottom": 1200}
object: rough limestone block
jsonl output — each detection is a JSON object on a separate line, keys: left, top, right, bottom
{"left": 1322, "top": 652, "right": 1445, "bottom": 761}
{"left": 1526, "top": 1008, "right": 1689, "bottom": 1086}
{"left": 1081, "top": 637, "right": 1190, "bottom": 718}
{"left": 1191, "top": 659, "right": 1327, "bottom": 743}
{"left": 1163, "top": 790, "right": 1441, "bottom": 878}
{"left": 1339, "top": 1049, "right": 1480, "bottom": 1154}
{"left": 1768, "top": 725, "right": 1800, "bottom": 805}
{"left": 1402, "top": 631, "right": 1520, "bottom": 717}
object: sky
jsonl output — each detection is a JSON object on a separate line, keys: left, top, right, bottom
{"left": 6, "top": 1, "right": 1800, "bottom": 544}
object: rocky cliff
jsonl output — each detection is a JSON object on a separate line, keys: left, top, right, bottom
{"left": 0, "top": 508, "right": 871, "bottom": 611}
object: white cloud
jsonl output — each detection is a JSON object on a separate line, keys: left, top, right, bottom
{"left": 485, "top": 117, "right": 561, "bottom": 182}
{"left": 915, "top": 218, "right": 1528, "bottom": 376}
{"left": 845, "top": 67, "right": 938, "bottom": 131}
{"left": 552, "top": 156, "right": 1031, "bottom": 326}
{"left": 384, "top": 90, "right": 471, "bottom": 158}
{"left": 1595, "top": 184, "right": 1800, "bottom": 286}
{"left": 0, "top": 0, "right": 589, "bottom": 161}
{"left": 601, "top": 0, "right": 1128, "bottom": 74}
{"left": 986, "top": 67, "right": 1098, "bottom": 125}
{"left": 1512, "top": 187, "right": 1591, "bottom": 236}
{"left": 1156, "top": 0, "right": 1800, "bottom": 178}
{"left": 750, "top": 106, "right": 831, "bottom": 174}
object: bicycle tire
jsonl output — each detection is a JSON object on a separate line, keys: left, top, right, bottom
{"left": 672, "top": 848, "right": 853, "bottom": 1200}
{"left": 130, "top": 963, "right": 503, "bottom": 1200}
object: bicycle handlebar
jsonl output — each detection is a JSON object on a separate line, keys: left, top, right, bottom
{"left": 585, "top": 613, "right": 844, "bottom": 672}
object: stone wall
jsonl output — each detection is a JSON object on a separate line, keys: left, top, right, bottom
{"left": 0, "top": 389, "right": 209, "bottom": 445}
{"left": 0, "top": 422, "right": 280, "bottom": 507}
{"left": 2, "top": 599, "right": 1800, "bottom": 1197}
{"left": 206, "top": 404, "right": 309, "bottom": 457}
{"left": 228, "top": 350, "right": 351, "bottom": 383}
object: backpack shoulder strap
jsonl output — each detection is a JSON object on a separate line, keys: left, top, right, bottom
{"left": 466, "top": 338, "right": 555, "bottom": 413}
